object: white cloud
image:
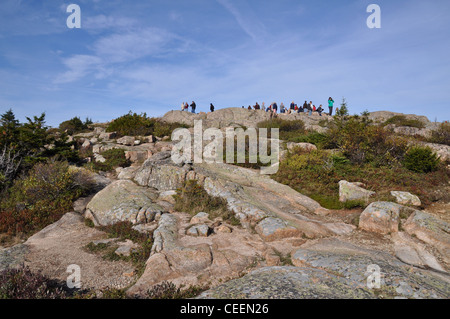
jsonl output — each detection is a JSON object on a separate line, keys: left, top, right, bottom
{"left": 55, "top": 55, "right": 102, "bottom": 84}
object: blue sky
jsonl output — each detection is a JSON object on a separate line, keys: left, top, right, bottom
{"left": 0, "top": 0, "right": 449, "bottom": 127}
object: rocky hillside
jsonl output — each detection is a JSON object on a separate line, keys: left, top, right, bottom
{"left": 0, "top": 108, "right": 449, "bottom": 299}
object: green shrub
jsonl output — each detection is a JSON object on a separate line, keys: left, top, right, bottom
{"left": 0, "top": 161, "right": 94, "bottom": 237}
{"left": 402, "top": 146, "right": 439, "bottom": 173}
{"left": 106, "top": 112, "right": 189, "bottom": 138}
{"left": 383, "top": 115, "right": 425, "bottom": 129}
{"left": 274, "top": 149, "right": 449, "bottom": 208}
{"left": 327, "top": 115, "right": 407, "bottom": 166}
{"left": 174, "top": 180, "right": 240, "bottom": 225}
{"left": 59, "top": 117, "right": 91, "bottom": 135}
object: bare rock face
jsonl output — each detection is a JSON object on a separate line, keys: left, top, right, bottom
{"left": 403, "top": 211, "right": 450, "bottom": 264}
{"left": 339, "top": 180, "right": 375, "bottom": 203}
{"left": 199, "top": 239, "right": 450, "bottom": 299}
{"left": 359, "top": 202, "right": 402, "bottom": 235}
{"left": 85, "top": 180, "right": 163, "bottom": 226}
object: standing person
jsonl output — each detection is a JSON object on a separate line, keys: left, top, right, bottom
{"left": 328, "top": 97, "right": 335, "bottom": 116}
{"left": 302, "top": 101, "right": 308, "bottom": 113}
{"left": 307, "top": 101, "right": 313, "bottom": 116}
{"left": 262, "top": 102, "right": 265, "bottom": 111}
{"left": 181, "top": 102, "right": 185, "bottom": 111}
{"left": 190, "top": 101, "right": 196, "bottom": 113}
{"left": 210, "top": 103, "right": 215, "bottom": 112}
{"left": 272, "top": 102, "right": 278, "bottom": 114}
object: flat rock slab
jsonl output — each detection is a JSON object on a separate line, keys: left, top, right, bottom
{"left": 21, "top": 212, "right": 137, "bottom": 290}
{"left": 197, "top": 266, "right": 375, "bottom": 299}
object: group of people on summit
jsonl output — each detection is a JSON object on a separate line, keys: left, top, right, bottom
{"left": 245, "top": 98, "right": 336, "bottom": 116}
{"left": 181, "top": 97, "right": 336, "bottom": 116}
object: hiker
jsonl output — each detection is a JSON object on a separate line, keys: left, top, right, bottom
{"left": 280, "top": 103, "right": 285, "bottom": 113}
{"left": 305, "top": 101, "right": 312, "bottom": 115}
{"left": 302, "top": 101, "right": 308, "bottom": 113}
{"left": 272, "top": 102, "right": 278, "bottom": 114}
{"left": 210, "top": 103, "right": 215, "bottom": 112}
{"left": 190, "top": 101, "right": 196, "bottom": 113}
{"left": 181, "top": 102, "right": 186, "bottom": 111}
{"left": 255, "top": 102, "right": 260, "bottom": 110}
{"left": 328, "top": 97, "right": 334, "bottom": 116}
{"left": 335, "top": 107, "right": 340, "bottom": 115}
{"left": 248, "top": 105, "right": 252, "bottom": 110}
{"left": 317, "top": 105, "right": 324, "bottom": 116}
{"left": 290, "top": 101, "right": 295, "bottom": 111}
{"left": 313, "top": 105, "right": 316, "bottom": 112}
{"left": 262, "top": 102, "right": 265, "bottom": 111}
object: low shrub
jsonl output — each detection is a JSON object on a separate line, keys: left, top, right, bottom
{"left": 0, "top": 161, "right": 94, "bottom": 237}
{"left": 274, "top": 149, "right": 449, "bottom": 208}
{"left": 327, "top": 115, "right": 408, "bottom": 166}
{"left": 0, "top": 266, "right": 69, "bottom": 299}
{"left": 59, "top": 117, "right": 91, "bottom": 135}
{"left": 106, "top": 112, "right": 189, "bottom": 138}
{"left": 146, "top": 281, "right": 208, "bottom": 299}
{"left": 402, "top": 146, "right": 439, "bottom": 173}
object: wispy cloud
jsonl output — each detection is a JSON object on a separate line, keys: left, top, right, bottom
{"left": 216, "top": 0, "right": 267, "bottom": 42}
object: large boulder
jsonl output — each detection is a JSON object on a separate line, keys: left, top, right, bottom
{"left": 339, "top": 180, "right": 375, "bottom": 203}
{"left": 85, "top": 180, "right": 163, "bottom": 226}
{"left": 358, "top": 202, "right": 402, "bottom": 235}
